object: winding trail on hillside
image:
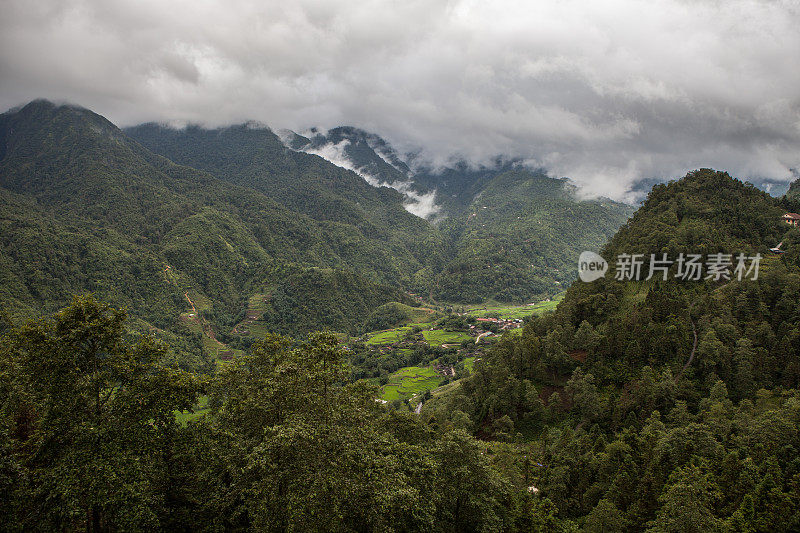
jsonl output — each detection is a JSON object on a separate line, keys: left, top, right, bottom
{"left": 184, "top": 292, "right": 197, "bottom": 315}
{"left": 674, "top": 279, "right": 731, "bottom": 383}
{"left": 674, "top": 313, "right": 698, "bottom": 383}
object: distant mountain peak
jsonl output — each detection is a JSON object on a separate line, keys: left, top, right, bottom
{"left": 282, "top": 126, "right": 442, "bottom": 220}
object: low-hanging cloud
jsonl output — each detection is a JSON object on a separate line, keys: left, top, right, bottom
{"left": 293, "top": 137, "right": 442, "bottom": 219}
{"left": 1, "top": 0, "right": 799, "bottom": 201}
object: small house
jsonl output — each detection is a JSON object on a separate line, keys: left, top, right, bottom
{"left": 782, "top": 213, "right": 800, "bottom": 226}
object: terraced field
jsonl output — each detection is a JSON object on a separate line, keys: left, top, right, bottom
{"left": 180, "top": 290, "right": 245, "bottom": 361}
{"left": 466, "top": 292, "right": 565, "bottom": 319}
{"left": 421, "top": 329, "right": 472, "bottom": 345}
{"left": 365, "top": 327, "right": 412, "bottom": 345}
{"left": 381, "top": 365, "right": 443, "bottom": 401}
{"left": 463, "top": 356, "right": 477, "bottom": 373}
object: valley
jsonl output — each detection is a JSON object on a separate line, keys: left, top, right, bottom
{"left": 2, "top": 100, "right": 800, "bottom": 532}
{"left": 3, "top": 0, "right": 799, "bottom": 529}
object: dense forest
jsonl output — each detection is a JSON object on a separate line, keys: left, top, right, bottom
{"left": 0, "top": 296, "right": 523, "bottom": 531}
{"left": 254, "top": 125, "right": 635, "bottom": 302}
{"left": 425, "top": 169, "right": 800, "bottom": 530}
{"left": 2, "top": 98, "right": 800, "bottom": 531}
{"left": 0, "top": 101, "right": 435, "bottom": 353}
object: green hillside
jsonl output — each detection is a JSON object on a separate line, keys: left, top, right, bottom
{"left": 432, "top": 170, "right": 634, "bottom": 302}
{"left": 787, "top": 177, "right": 800, "bottom": 201}
{"left": 0, "top": 100, "right": 638, "bottom": 365}
{"left": 0, "top": 101, "right": 426, "bottom": 356}
{"left": 124, "top": 122, "right": 447, "bottom": 287}
{"left": 279, "top": 126, "right": 635, "bottom": 303}
{"left": 426, "top": 169, "right": 800, "bottom": 529}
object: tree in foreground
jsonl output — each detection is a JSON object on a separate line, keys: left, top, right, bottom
{"left": 204, "top": 331, "right": 509, "bottom": 532}
{"left": 0, "top": 295, "right": 198, "bottom": 532}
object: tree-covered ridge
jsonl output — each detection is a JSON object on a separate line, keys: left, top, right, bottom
{"left": 787, "top": 177, "right": 800, "bottom": 201}
{"left": 432, "top": 170, "right": 634, "bottom": 302}
{"left": 425, "top": 169, "right": 800, "bottom": 530}
{"left": 0, "top": 101, "right": 436, "bottom": 345}
{"left": 256, "top": 267, "right": 415, "bottom": 335}
{"left": 287, "top": 125, "right": 417, "bottom": 187}
{"left": 124, "top": 123, "right": 441, "bottom": 246}
{"left": 132, "top": 121, "right": 636, "bottom": 303}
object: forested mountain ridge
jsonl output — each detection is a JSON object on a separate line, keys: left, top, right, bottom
{"left": 0, "top": 100, "right": 421, "bottom": 347}
{"left": 284, "top": 125, "right": 417, "bottom": 188}
{"left": 788, "top": 176, "right": 800, "bottom": 201}
{"left": 2, "top": 169, "right": 797, "bottom": 531}
{"left": 425, "top": 169, "right": 800, "bottom": 530}
{"left": 432, "top": 170, "right": 634, "bottom": 302}
{"left": 0, "top": 99, "right": 634, "bottom": 368}
{"left": 125, "top": 121, "right": 450, "bottom": 297}
{"left": 124, "top": 123, "right": 442, "bottom": 253}
{"left": 129, "top": 121, "right": 635, "bottom": 303}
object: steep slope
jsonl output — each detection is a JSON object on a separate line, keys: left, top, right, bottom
{"left": 267, "top": 126, "right": 636, "bottom": 301}
{"left": 787, "top": 176, "right": 800, "bottom": 201}
{"left": 431, "top": 170, "right": 634, "bottom": 302}
{"left": 284, "top": 125, "right": 507, "bottom": 217}
{"left": 125, "top": 122, "right": 448, "bottom": 285}
{"left": 425, "top": 168, "right": 800, "bottom": 528}
{"left": 0, "top": 101, "right": 419, "bottom": 344}
{"left": 287, "top": 126, "right": 414, "bottom": 186}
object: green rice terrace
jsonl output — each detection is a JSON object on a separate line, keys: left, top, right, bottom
{"left": 357, "top": 295, "right": 564, "bottom": 404}
{"left": 380, "top": 366, "right": 442, "bottom": 401}
{"left": 464, "top": 292, "right": 565, "bottom": 319}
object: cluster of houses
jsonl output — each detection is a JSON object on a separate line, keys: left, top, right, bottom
{"left": 471, "top": 317, "right": 524, "bottom": 331}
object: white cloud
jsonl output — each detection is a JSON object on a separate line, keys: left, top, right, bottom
{"left": 294, "top": 138, "right": 441, "bottom": 219}
{"left": 1, "top": 0, "right": 799, "bottom": 200}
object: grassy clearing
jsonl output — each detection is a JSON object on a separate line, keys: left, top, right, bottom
{"left": 381, "top": 366, "right": 442, "bottom": 401}
{"left": 463, "top": 356, "right": 476, "bottom": 373}
{"left": 174, "top": 395, "right": 210, "bottom": 426}
{"left": 365, "top": 327, "right": 411, "bottom": 345}
{"left": 385, "top": 302, "right": 439, "bottom": 325}
{"left": 421, "top": 330, "right": 472, "bottom": 345}
{"left": 466, "top": 292, "right": 565, "bottom": 320}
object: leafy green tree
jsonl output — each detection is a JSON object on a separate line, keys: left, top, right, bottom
{"left": 584, "top": 498, "right": 627, "bottom": 532}
{"left": 732, "top": 338, "right": 757, "bottom": 400}
{"left": 647, "top": 464, "right": 721, "bottom": 533}
{"left": 1, "top": 295, "right": 198, "bottom": 531}
{"left": 566, "top": 368, "right": 601, "bottom": 421}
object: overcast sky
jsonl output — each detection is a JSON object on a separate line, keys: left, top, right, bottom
{"left": 2, "top": 0, "right": 799, "bottom": 200}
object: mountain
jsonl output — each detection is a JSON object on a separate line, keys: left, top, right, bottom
{"left": 285, "top": 126, "right": 415, "bottom": 186}
{"left": 284, "top": 125, "right": 515, "bottom": 217}
{"left": 788, "top": 176, "right": 800, "bottom": 201}
{"left": 425, "top": 169, "right": 800, "bottom": 529}
{"left": 268, "top": 125, "right": 635, "bottom": 301}
{"left": 0, "top": 99, "right": 636, "bottom": 365}
{"left": 123, "top": 123, "right": 442, "bottom": 250}
{"left": 431, "top": 170, "right": 634, "bottom": 302}
{"left": 0, "top": 101, "right": 426, "bottom": 358}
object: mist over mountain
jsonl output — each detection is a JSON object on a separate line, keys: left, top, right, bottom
{"left": 2, "top": 1, "right": 800, "bottom": 530}
{"left": 124, "top": 114, "right": 635, "bottom": 304}
{"left": 3, "top": 0, "right": 798, "bottom": 202}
